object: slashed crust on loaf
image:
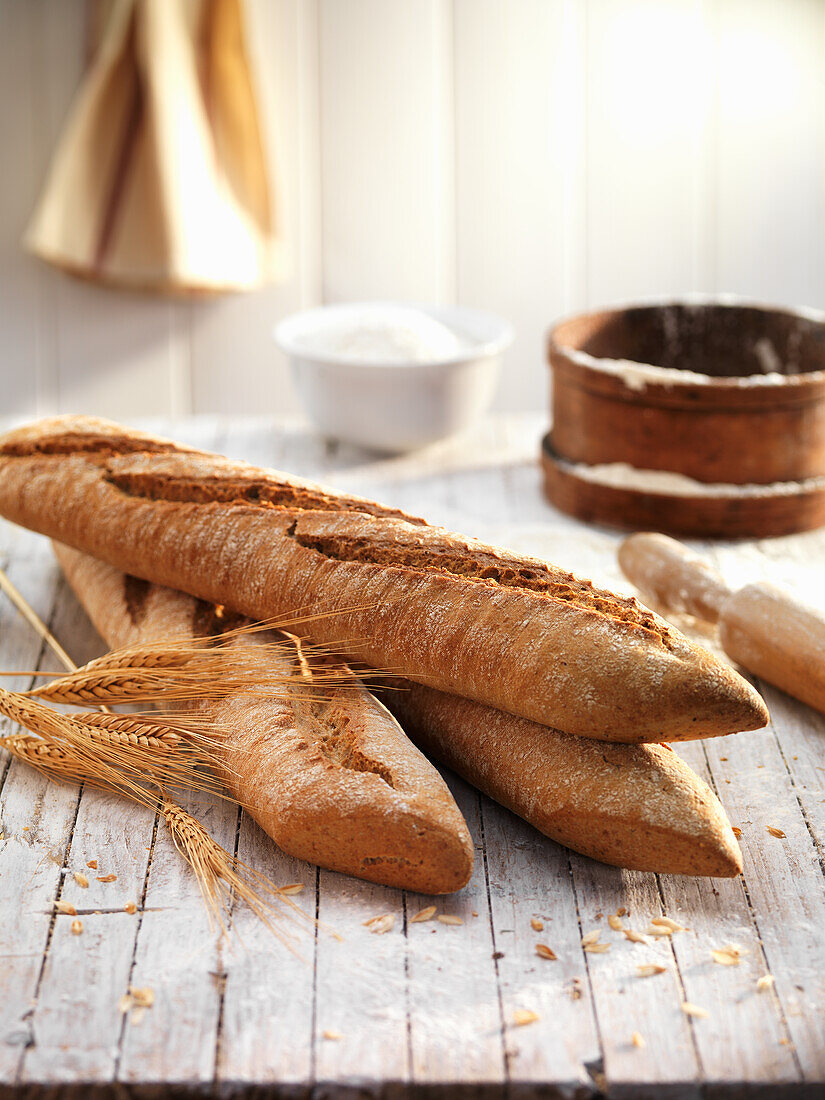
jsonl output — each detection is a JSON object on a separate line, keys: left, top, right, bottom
{"left": 56, "top": 545, "right": 741, "bottom": 879}
{"left": 54, "top": 542, "right": 474, "bottom": 894}
{"left": 0, "top": 416, "right": 769, "bottom": 742}
{"left": 100, "top": 455, "right": 675, "bottom": 645}
{"left": 0, "top": 418, "right": 679, "bottom": 641}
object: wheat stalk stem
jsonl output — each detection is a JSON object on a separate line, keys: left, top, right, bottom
{"left": 160, "top": 798, "right": 308, "bottom": 944}
{"left": 0, "top": 570, "right": 319, "bottom": 942}
{"left": 0, "top": 566, "right": 77, "bottom": 672}
{"left": 23, "top": 637, "right": 354, "bottom": 708}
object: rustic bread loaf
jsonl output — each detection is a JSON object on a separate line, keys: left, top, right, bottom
{"left": 382, "top": 681, "right": 743, "bottom": 877}
{"left": 54, "top": 542, "right": 474, "bottom": 894}
{"left": 57, "top": 544, "right": 741, "bottom": 878}
{"left": 0, "top": 416, "right": 768, "bottom": 743}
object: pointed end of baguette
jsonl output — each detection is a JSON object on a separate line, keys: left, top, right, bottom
{"left": 271, "top": 796, "right": 475, "bottom": 895}
{"left": 638, "top": 744, "right": 744, "bottom": 877}
{"left": 549, "top": 742, "right": 744, "bottom": 877}
{"left": 646, "top": 778, "right": 745, "bottom": 879}
{"left": 370, "top": 810, "right": 475, "bottom": 895}
{"left": 630, "top": 815, "right": 743, "bottom": 878}
{"left": 706, "top": 828, "right": 744, "bottom": 878}
{"left": 660, "top": 648, "right": 769, "bottom": 742}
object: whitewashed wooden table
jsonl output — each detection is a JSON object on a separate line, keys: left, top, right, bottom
{"left": 1, "top": 414, "right": 824, "bottom": 1100}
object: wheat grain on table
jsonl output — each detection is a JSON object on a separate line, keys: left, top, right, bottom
{"left": 0, "top": 414, "right": 824, "bottom": 1100}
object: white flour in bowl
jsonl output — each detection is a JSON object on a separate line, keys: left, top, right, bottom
{"left": 295, "top": 305, "right": 470, "bottom": 364}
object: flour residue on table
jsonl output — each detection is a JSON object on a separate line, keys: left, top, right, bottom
{"left": 562, "top": 458, "right": 825, "bottom": 499}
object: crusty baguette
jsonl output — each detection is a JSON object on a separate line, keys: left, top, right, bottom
{"left": 0, "top": 416, "right": 768, "bottom": 743}
{"left": 382, "top": 682, "right": 743, "bottom": 877}
{"left": 57, "top": 544, "right": 740, "bottom": 878}
{"left": 53, "top": 542, "right": 474, "bottom": 894}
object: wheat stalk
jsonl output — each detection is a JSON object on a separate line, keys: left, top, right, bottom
{"left": 76, "top": 712, "right": 183, "bottom": 751}
{"left": 0, "top": 730, "right": 305, "bottom": 942}
{"left": 23, "top": 635, "right": 353, "bottom": 707}
{"left": 161, "top": 799, "right": 308, "bottom": 942}
{"left": 0, "top": 684, "right": 305, "bottom": 935}
{"left": 2, "top": 731, "right": 133, "bottom": 791}
{"left": 0, "top": 566, "right": 334, "bottom": 941}
{"left": 0, "top": 732, "right": 163, "bottom": 807}
{"left": 25, "top": 652, "right": 251, "bottom": 706}
{"left": 0, "top": 689, "right": 217, "bottom": 806}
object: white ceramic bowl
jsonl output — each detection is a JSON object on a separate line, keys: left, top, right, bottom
{"left": 274, "top": 302, "right": 513, "bottom": 451}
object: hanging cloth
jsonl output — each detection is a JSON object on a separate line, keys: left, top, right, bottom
{"left": 24, "top": 0, "right": 280, "bottom": 294}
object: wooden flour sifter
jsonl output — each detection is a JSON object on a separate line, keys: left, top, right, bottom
{"left": 619, "top": 532, "right": 825, "bottom": 716}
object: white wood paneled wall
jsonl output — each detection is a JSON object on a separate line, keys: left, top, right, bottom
{"left": 1, "top": 0, "right": 824, "bottom": 419}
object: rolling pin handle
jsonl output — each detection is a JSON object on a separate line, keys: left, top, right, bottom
{"left": 618, "top": 532, "right": 731, "bottom": 624}
{"left": 719, "top": 582, "right": 825, "bottom": 717}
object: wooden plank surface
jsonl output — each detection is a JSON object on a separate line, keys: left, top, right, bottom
{"left": 0, "top": 549, "right": 74, "bottom": 1083}
{"left": 406, "top": 780, "right": 504, "bottom": 1090}
{"left": 1, "top": 413, "right": 825, "bottom": 1099}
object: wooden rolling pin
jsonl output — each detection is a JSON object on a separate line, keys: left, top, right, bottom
{"left": 619, "top": 532, "right": 825, "bottom": 716}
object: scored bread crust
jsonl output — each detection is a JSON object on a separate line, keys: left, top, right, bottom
{"left": 0, "top": 416, "right": 768, "bottom": 743}
{"left": 53, "top": 542, "right": 474, "bottom": 895}
{"left": 56, "top": 545, "right": 741, "bottom": 879}
{"left": 383, "top": 682, "right": 743, "bottom": 877}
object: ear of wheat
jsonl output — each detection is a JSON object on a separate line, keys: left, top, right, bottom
{"left": 77, "top": 712, "right": 184, "bottom": 751}
{"left": 23, "top": 632, "right": 357, "bottom": 707}
{"left": 2, "top": 733, "right": 87, "bottom": 780}
{"left": 0, "top": 685, "right": 310, "bottom": 936}
{"left": 0, "top": 729, "right": 307, "bottom": 941}
{"left": 0, "top": 568, "right": 355, "bottom": 943}
{"left": 0, "top": 629, "right": 329, "bottom": 940}
{"left": 24, "top": 645, "right": 270, "bottom": 706}
{"left": 160, "top": 799, "right": 309, "bottom": 943}
{"left": 0, "top": 730, "right": 165, "bottom": 808}
{"left": 0, "top": 688, "right": 229, "bottom": 801}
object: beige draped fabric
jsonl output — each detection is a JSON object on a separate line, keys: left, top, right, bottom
{"left": 25, "top": 0, "right": 280, "bottom": 295}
